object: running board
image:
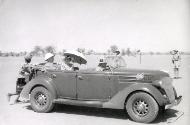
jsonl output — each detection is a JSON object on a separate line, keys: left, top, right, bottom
{"left": 53, "top": 98, "right": 104, "bottom": 108}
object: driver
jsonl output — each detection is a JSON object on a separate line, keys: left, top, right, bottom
{"left": 61, "top": 55, "right": 74, "bottom": 70}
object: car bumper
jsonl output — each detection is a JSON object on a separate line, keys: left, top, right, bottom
{"left": 165, "top": 95, "right": 182, "bottom": 109}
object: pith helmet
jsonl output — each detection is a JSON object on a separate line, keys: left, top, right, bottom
{"left": 45, "top": 53, "right": 54, "bottom": 61}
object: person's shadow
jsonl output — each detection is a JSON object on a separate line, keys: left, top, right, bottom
{"left": 24, "top": 104, "right": 184, "bottom": 123}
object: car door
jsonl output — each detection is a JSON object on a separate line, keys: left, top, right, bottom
{"left": 77, "top": 70, "right": 115, "bottom": 101}
{"left": 52, "top": 70, "right": 77, "bottom": 99}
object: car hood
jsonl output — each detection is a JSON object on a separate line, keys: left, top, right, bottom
{"left": 113, "top": 68, "right": 170, "bottom": 83}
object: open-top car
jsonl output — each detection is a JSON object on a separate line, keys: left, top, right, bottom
{"left": 19, "top": 55, "right": 182, "bottom": 123}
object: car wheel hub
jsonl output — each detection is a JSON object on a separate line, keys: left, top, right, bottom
{"left": 133, "top": 100, "right": 149, "bottom": 117}
{"left": 35, "top": 93, "right": 47, "bottom": 106}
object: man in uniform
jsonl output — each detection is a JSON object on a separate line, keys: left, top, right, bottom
{"left": 7, "top": 53, "right": 33, "bottom": 104}
{"left": 96, "top": 59, "right": 108, "bottom": 71}
{"left": 172, "top": 50, "right": 181, "bottom": 78}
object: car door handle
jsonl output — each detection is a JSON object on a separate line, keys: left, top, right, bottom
{"left": 77, "top": 76, "right": 83, "bottom": 80}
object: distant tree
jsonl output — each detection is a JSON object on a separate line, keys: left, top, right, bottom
{"left": 107, "top": 49, "right": 111, "bottom": 55}
{"left": 19, "top": 51, "right": 27, "bottom": 56}
{"left": 58, "top": 51, "right": 62, "bottom": 55}
{"left": 4, "top": 52, "right": 9, "bottom": 57}
{"left": 156, "top": 52, "right": 161, "bottom": 55}
{"left": 76, "top": 48, "right": 85, "bottom": 54}
{"left": 23, "top": 51, "right": 27, "bottom": 56}
{"left": 137, "top": 50, "right": 141, "bottom": 53}
{"left": 86, "top": 49, "right": 95, "bottom": 55}
{"left": 110, "top": 45, "right": 118, "bottom": 53}
{"left": 62, "top": 49, "right": 66, "bottom": 53}
{"left": 32, "top": 46, "right": 44, "bottom": 56}
{"left": 149, "top": 51, "right": 154, "bottom": 55}
{"left": 164, "top": 51, "right": 170, "bottom": 55}
{"left": 44, "top": 45, "right": 56, "bottom": 53}
{"left": 180, "top": 51, "right": 184, "bottom": 55}
{"left": 121, "top": 49, "right": 126, "bottom": 56}
{"left": 9, "top": 52, "right": 15, "bottom": 56}
{"left": 58, "top": 49, "right": 66, "bottom": 56}
{"left": 126, "top": 48, "right": 131, "bottom": 56}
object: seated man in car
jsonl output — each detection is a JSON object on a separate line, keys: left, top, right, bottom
{"left": 44, "top": 53, "right": 61, "bottom": 70}
{"left": 96, "top": 59, "right": 109, "bottom": 71}
{"left": 61, "top": 55, "right": 75, "bottom": 71}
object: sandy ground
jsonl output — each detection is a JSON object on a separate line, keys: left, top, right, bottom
{"left": 0, "top": 55, "right": 189, "bottom": 125}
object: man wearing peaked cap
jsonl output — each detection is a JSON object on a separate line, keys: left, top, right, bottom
{"left": 96, "top": 59, "right": 108, "bottom": 71}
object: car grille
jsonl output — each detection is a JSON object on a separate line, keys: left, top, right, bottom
{"left": 118, "top": 74, "right": 153, "bottom": 83}
{"left": 142, "top": 75, "right": 153, "bottom": 82}
{"left": 118, "top": 75, "right": 137, "bottom": 83}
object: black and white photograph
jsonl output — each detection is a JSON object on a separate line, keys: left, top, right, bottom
{"left": 0, "top": 0, "right": 189, "bottom": 125}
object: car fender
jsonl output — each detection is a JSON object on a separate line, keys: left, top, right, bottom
{"left": 103, "top": 83, "right": 166, "bottom": 109}
{"left": 20, "top": 75, "right": 57, "bottom": 100}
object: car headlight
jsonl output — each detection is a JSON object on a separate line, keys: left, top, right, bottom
{"left": 160, "top": 70, "right": 169, "bottom": 73}
{"left": 158, "top": 80, "right": 163, "bottom": 86}
{"left": 153, "top": 80, "right": 167, "bottom": 96}
{"left": 153, "top": 80, "right": 163, "bottom": 87}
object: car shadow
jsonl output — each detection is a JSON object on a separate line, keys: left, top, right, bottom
{"left": 153, "top": 109, "right": 184, "bottom": 124}
{"left": 23, "top": 104, "right": 127, "bottom": 119}
{"left": 54, "top": 104, "right": 128, "bottom": 119}
{"left": 23, "top": 104, "right": 183, "bottom": 123}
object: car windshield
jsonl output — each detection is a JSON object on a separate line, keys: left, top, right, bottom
{"left": 104, "top": 55, "right": 127, "bottom": 69}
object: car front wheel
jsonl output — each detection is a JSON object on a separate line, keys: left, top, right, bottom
{"left": 125, "top": 92, "right": 159, "bottom": 123}
{"left": 30, "top": 86, "right": 55, "bottom": 113}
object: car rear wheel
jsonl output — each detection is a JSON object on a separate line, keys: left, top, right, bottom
{"left": 125, "top": 92, "right": 159, "bottom": 123}
{"left": 30, "top": 86, "right": 55, "bottom": 113}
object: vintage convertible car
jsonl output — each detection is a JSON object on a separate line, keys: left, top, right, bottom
{"left": 19, "top": 55, "right": 182, "bottom": 123}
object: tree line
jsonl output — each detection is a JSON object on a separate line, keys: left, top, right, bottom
{"left": 0, "top": 45, "right": 189, "bottom": 57}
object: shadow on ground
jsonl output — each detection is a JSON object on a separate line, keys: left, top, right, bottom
{"left": 24, "top": 104, "right": 184, "bottom": 123}
{"left": 24, "top": 104, "right": 127, "bottom": 119}
{"left": 54, "top": 104, "right": 128, "bottom": 119}
{"left": 154, "top": 109, "right": 184, "bottom": 124}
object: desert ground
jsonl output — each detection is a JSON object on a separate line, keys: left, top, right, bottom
{"left": 0, "top": 55, "right": 189, "bottom": 125}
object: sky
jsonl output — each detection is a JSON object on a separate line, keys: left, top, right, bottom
{"left": 0, "top": 0, "right": 189, "bottom": 53}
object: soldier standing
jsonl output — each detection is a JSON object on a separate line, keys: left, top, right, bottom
{"left": 172, "top": 50, "right": 181, "bottom": 79}
{"left": 7, "top": 53, "right": 33, "bottom": 104}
